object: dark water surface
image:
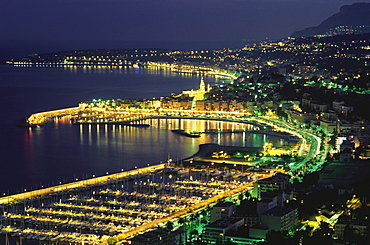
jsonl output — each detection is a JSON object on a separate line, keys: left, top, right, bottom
{"left": 0, "top": 65, "right": 282, "bottom": 195}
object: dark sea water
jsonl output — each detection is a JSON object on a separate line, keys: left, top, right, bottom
{"left": 0, "top": 39, "right": 248, "bottom": 61}
{"left": 0, "top": 65, "right": 283, "bottom": 196}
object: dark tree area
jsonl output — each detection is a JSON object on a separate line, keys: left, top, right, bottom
{"left": 341, "top": 224, "right": 370, "bottom": 245}
{"left": 166, "top": 221, "right": 174, "bottom": 231}
{"left": 289, "top": 186, "right": 338, "bottom": 220}
{"left": 236, "top": 199, "right": 257, "bottom": 215}
{"left": 264, "top": 230, "right": 300, "bottom": 245}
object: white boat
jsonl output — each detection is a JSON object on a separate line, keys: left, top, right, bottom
{"left": 176, "top": 169, "right": 189, "bottom": 175}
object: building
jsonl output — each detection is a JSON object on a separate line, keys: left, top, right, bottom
{"left": 332, "top": 100, "right": 345, "bottom": 112}
{"left": 285, "top": 109, "right": 315, "bottom": 124}
{"left": 310, "top": 101, "right": 329, "bottom": 113}
{"left": 128, "top": 228, "right": 187, "bottom": 245}
{"left": 338, "top": 121, "right": 370, "bottom": 135}
{"left": 358, "top": 146, "right": 370, "bottom": 159}
{"left": 256, "top": 197, "right": 278, "bottom": 215}
{"left": 251, "top": 173, "right": 290, "bottom": 200}
{"left": 260, "top": 206, "right": 299, "bottom": 232}
{"left": 202, "top": 218, "right": 244, "bottom": 244}
{"left": 340, "top": 139, "right": 355, "bottom": 154}
{"left": 179, "top": 77, "right": 210, "bottom": 101}
{"left": 195, "top": 100, "right": 206, "bottom": 111}
{"left": 320, "top": 119, "right": 338, "bottom": 135}
{"left": 334, "top": 221, "right": 369, "bottom": 239}
{"left": 233, "top": 214, "right": 260, "bottom": 226}
{"left": 261, "top": 190, "right": 294, "bottom": 208}
{"left": 332, "top": 100, "right": 353, "bottom": 118}
{"left": 339, "top": 148, "right": 353, "bottom": 162}
{"left": 210, "top": 202, "right": 236, "bottom": 223}
{"left": 249, "top": 224, "right": 269, "bottom": 239}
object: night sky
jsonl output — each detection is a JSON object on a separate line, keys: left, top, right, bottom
{"left": 0, "top": 0, "right": 368, "bottom": 50}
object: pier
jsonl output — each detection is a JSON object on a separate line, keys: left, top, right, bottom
{"left": 27, "top": 105, "right": 85, "bottom": 126}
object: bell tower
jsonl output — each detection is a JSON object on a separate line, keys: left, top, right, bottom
{"left": 199, "top": 76, "right": 205, "bottom": 92}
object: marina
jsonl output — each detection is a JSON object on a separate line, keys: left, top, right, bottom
{"left": 0, "top": 164, "right": 272, "bottom": 244}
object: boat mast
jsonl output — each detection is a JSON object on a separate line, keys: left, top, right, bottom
{"left": 5, "top": 232, "right": 9, "bottom": 245}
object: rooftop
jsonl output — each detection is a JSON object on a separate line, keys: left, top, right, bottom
{"left": 262, "top": 206, "right": 297, "bottom": 217}
{"left": 206, "top": 218, "right": 244, "bottom": 229}
{"left": 213, "top": 202, "right": 235, "bottom": 208}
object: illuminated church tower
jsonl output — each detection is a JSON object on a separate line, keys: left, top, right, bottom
{"left": 199, "top": 76, "right": 206, "bottom": 92}
{"left": 194, "top": 76, "right": 207, "bottom": 100}
{"left": 178, "top": 76, "right": 210, "bottom": 101}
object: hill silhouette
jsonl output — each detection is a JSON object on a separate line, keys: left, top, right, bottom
{"left": 292, "top": 2, "right": 370, "bottom": 38}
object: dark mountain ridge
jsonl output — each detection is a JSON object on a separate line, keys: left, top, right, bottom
{"left": 292, "top": 2, "right": 370, "bottom": 38}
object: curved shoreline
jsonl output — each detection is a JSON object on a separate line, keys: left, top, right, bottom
{"left": 24, "top": 109, "right": 315, "bottom": 163}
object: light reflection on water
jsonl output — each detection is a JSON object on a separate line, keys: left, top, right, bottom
{"left": 0, "top": 65, "right": 235, "bottom": 195}
{"left": 22, "top": 117, "right": 287, "bottom": 187}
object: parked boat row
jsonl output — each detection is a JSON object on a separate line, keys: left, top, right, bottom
{"left": 163, "top": 166, "right": 190, "bottom": 175}
{"left": 0, "top": 224, "right": 109, "bottom": 244}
